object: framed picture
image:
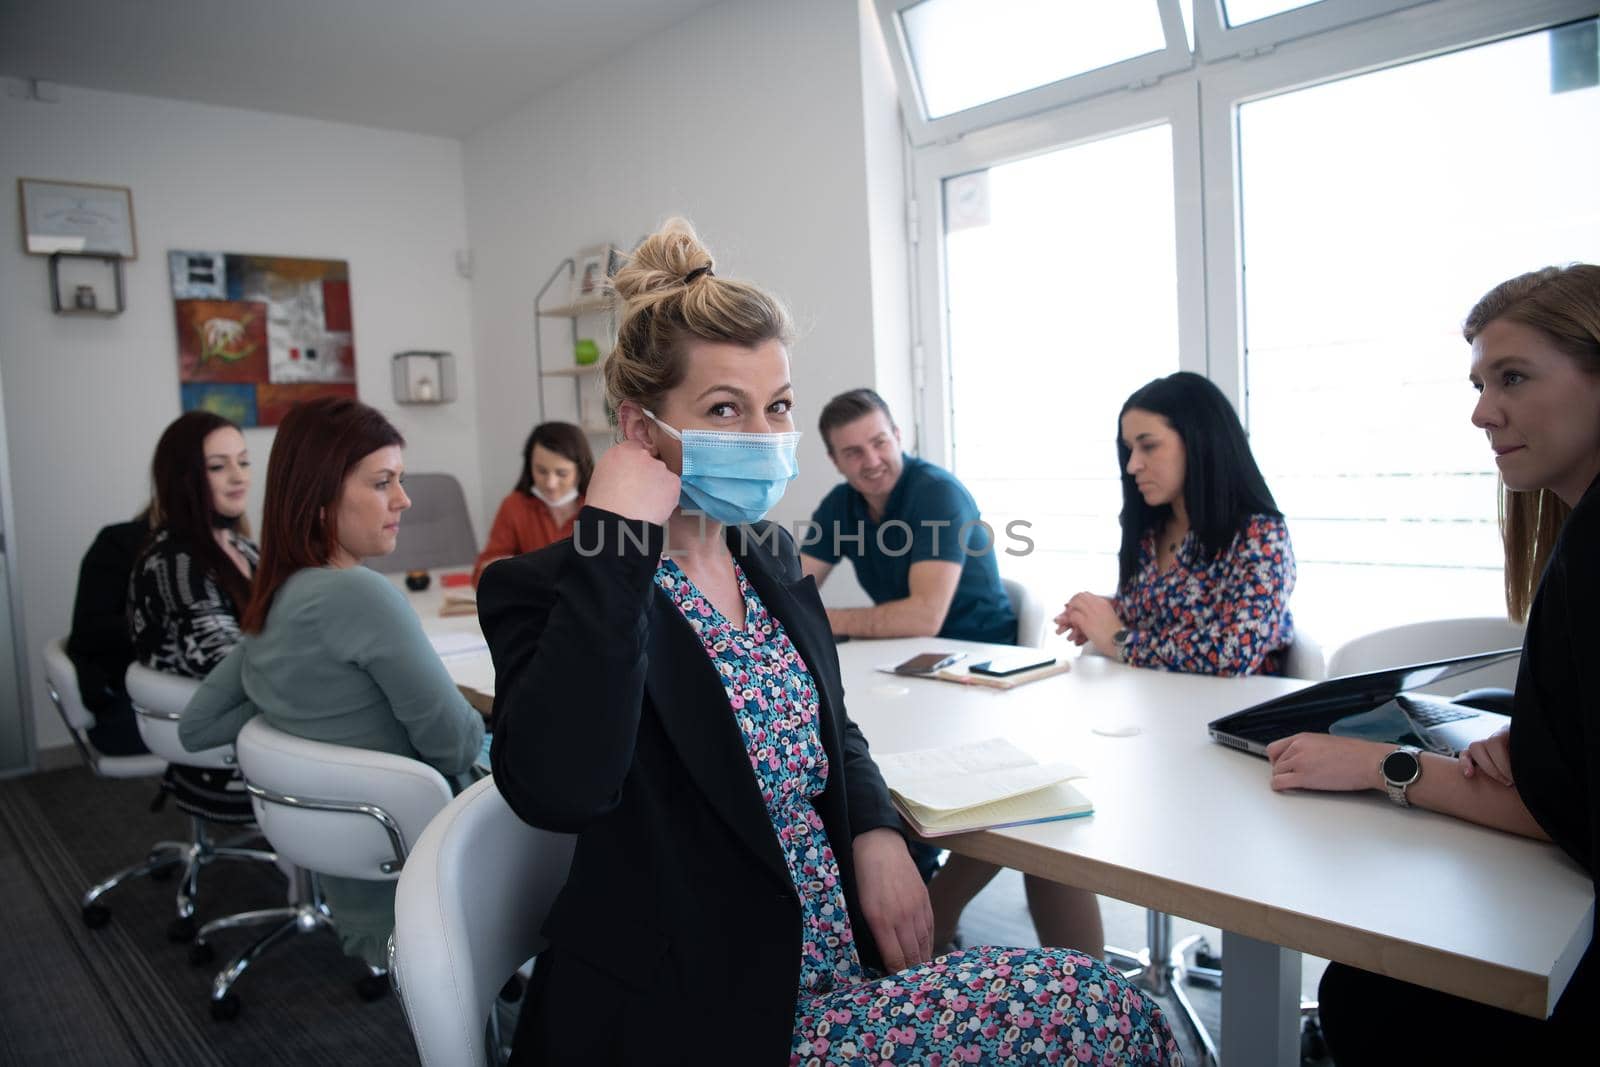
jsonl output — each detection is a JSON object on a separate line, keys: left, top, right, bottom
{"left": 170, "top": 250, "right": 357, "bottom": 427}
{"left": 569, "top": 243, "right": 619, "bottom": 305}
{"left": 18, "top": 178, "right": 138, "bottom": 258}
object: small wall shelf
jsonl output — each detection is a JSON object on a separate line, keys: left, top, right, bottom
{"left": 540, "top": 363, "right": 603, "bottom": 378}
{"left": 48, "top": 251, "right": 125, "bottom": 316}
{"left": 538, "top": 294, "right": 616, "bottom": 318}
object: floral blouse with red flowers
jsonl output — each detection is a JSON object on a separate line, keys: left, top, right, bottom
{"left": 1114, "top": 513, "right": 1295, "bottom": 677}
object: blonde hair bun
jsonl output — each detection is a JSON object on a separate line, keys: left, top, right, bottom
{"left": 603, "top": 218, "right": 793, "bottom": 422}
{"left": 611, "top": 217, "right": 713, "bottom": 312}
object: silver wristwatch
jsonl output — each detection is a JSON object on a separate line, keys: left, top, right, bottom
{"left": 1381, "top": 745, "right": 1423, "bottom": 807}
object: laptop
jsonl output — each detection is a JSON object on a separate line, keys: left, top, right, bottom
{"left": 1208, "top": 648, "right": 1520, "bottom": 757}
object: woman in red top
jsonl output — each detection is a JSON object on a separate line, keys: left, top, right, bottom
{"left": 473, "top": 421, "right": 594, "bottom": 585}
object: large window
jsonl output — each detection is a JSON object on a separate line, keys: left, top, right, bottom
{"left": 943, "top": 125, "right": 1181, "bottom": 593}
{"left": 1239, "top": 18, "right": 1600, "bottom": 632}
{"left": 895, "top": 0, "right": 1597, "bottom": 644}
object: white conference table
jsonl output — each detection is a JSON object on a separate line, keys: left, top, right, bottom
{"left": 833, "top": 637, "right": 1591, "bottom": 1066}
{"left": 404, "top": 583, "right": 1592, "bottom": 1066}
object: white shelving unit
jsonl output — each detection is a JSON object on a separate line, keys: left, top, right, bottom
{"left": 534, "top": 258, "right": 616, "bottom": 436}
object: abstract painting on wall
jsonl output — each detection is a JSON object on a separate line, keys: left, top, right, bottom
{"left": 170, "top": 251, "right": 357, "bottom": 426}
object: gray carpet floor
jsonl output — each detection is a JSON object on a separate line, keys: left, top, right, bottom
{"left": 2, "top": 764, "right": 1330, "bottom": 1065}
{"left": 0, "top": 766, "right": 417, "bottom": 1066}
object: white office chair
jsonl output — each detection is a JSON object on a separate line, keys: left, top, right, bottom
{"left": 197, "top": 716, "right": 454, "bottom": 1020}
{"left": 1326, "top": 616, "right": 1524, "bottom": 690}
{"left": 1281, "top": 629, "right": 1327, "bottom": 681}
{"left": 367, "top": 472, "right": 478, "bottom": 574}
{"left": 1001, "top": 577, "right": 1048, "bottom": 649}
{"left": 117, "top": 663, "right": 279, "bottom": 942}
{"left": 391, "top": 776, "right": 576, "bottom": 1067}
{"left": 42, "top": 638, "right": 165, "bottom": 779}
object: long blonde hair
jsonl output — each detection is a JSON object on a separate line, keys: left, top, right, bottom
{"left": 603, "top": 218, "right": 793, "bottom": 420}
{"left": 1462, "top": 264, "right": 1600, "bottom": 620}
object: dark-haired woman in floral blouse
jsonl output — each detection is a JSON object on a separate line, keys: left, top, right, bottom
{"left": 934, "top": 371, "right": 1295, "bottom": 959}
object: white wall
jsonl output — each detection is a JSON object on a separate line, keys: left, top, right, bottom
{"left": 0, "top": 80, "right": 481, "bottom": 752}
{"left": 463, "top": 0, "right": 910, "bottom": 558}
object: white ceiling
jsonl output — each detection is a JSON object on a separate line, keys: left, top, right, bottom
{"left": 0, "top": 0, "right": 727, "bottom": 138}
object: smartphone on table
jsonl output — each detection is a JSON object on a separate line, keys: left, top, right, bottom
{"left": 967, "top": 651, "right": 1056, "bottom": 677}
{"left": 892, "top": 651, "right": 964, "bottom": 676}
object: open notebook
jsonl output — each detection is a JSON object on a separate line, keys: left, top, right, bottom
{"left": 874, "top": 737, "right": 1093, "bottom": 837}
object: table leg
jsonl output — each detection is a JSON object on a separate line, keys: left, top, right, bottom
{"left": 1219, "top": 930, "right": 1299, "bottom": 1066}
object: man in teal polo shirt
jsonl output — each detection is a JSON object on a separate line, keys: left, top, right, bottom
{"left": 800, "top": 389, "right": 1016, "bottom": 644}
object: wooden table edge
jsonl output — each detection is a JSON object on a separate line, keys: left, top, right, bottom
{"left": 936, "top": 829, "right": 1576, "bottom": 1019}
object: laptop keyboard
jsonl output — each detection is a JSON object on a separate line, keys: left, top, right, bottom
{"left": 1395, "top": 693, "right": 1479, "bottom": 726}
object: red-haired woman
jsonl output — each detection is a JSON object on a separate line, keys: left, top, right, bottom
{"left": 129, "top": 410, "right": 258, "bottom": 821}
{"left": 180, "top": 396, "right": 485, "bottom": 969}
{"left": 472, "top": 421, "right": 594, "bottom": 585}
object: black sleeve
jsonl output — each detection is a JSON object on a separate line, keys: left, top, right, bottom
{"left": 66, "top": 522, "right": 144, "bottom": 709}
{"left": 841, "top": 715, "right": 902, "bottom": 838}
{"left": 1558, "top": 516, "right": 1600, "bottom": 894}
{"left": 481, "top": 507, "right": 665, "bottom": 833}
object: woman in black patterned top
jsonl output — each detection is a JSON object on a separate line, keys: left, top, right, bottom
{"left": 128, "top": 411, "right": 258, "bottom": 821}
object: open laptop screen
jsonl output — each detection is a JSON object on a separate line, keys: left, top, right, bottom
{"left": 1207, "top": 648, "right": 1521, "bottom": 751}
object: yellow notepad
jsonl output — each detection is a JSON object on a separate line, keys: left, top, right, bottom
{"left": 875, "top": 738, "right": 1093, "bottom": 837}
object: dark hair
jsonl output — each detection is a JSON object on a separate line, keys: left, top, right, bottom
{"left": 1462, "top": 264, "right": 1600, "bottom": 621}
{"left": 242, "top": 397, "right": 405, "bottom": 633}
{"left": 1116, "top": 372, "right": 1281, "bottom": 590}
{"left": 512, "top": 422, "right": 595, "bottom": 496}
{"left": 148, "top": 410, "right": 252, "bottom": 613}
{"left": 818, "top": 388, "right": 895, "bottom": 455}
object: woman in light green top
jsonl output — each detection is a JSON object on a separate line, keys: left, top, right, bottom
{"left": 181, "top": 396, "right": 486, "bottom": 966}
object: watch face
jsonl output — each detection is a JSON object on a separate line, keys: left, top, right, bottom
{"left": 1383, "top": 749, "right": 1421, "bottom": 784}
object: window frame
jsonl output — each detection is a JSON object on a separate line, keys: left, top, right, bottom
{"left": 909, "top": 79, "right": 1207, "bottom": 470}
{"left": 1193, "top": 0, "right": 1436, "bottom": 60}
{"left": 874, "top": 0, "right": 1195, "bottom": 147}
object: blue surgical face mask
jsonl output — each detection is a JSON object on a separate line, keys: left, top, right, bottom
{"left": 644, "top": 409, "right": 801, "bottom": 526}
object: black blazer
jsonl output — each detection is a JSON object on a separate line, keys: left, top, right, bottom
{"left": 480, "top": 508, "right": 903, "bottom": 1066}
{"left": 67, "top": 517, "right": 149, "bottom": 715}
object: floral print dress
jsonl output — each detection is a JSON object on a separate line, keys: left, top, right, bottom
{"left": 656, "top": 558, "right": 1183, "bottom": 1066}
{"left": 1115, "top": 514, "right": 1295, "bottom": 676}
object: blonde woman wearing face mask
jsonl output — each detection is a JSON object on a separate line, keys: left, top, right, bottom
{"left": 472, "top": 421, "right": 593, "bottom": 585}
{"left": 479, "top": 220, "right": 1183, "bottom": 1065}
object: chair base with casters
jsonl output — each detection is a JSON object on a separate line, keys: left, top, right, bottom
{"left": 189, "top": 866, "right": 388, "bottom": 1021}
{"left": 117, "top": 662, "right": 284, "bottom": 941}
{"left": 219, "top": 717, "right": 453, "bottom": 1022}
{"left": 45, "top": 635, "right": 171, "bottom": 926}
{"left": 79, "top": 815, "right": 278, "bottom": 941}
{"left": 1106, "top": 911, "right": 1222, "bottom": 1067}
{"left": 1106, "top": 911, "right": 1320, "bottom": 1067}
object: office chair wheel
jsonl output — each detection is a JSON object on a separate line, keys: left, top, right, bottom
{"left": 210, "top": 993, "right": 241, "bottom": 1021}
{"left": 188, "top": 941, "right": 215, "bottom": 966}
{"left": 356, "top": 974, "right": 390, "bottom": 1002}
{"left": 167, "top": 916, "right": 197, "bottom": 942}
{"left": 81, "top": 904, "right": 111, "bottom": 929}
